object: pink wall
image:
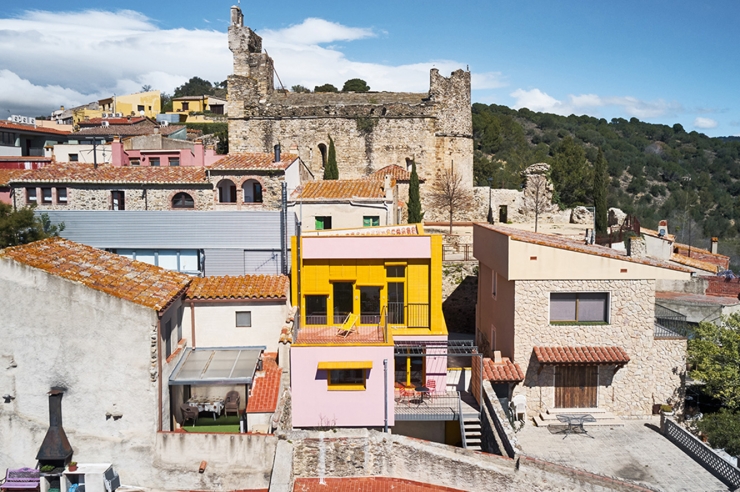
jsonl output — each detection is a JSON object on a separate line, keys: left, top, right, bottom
{"left": 393, "top": 335, "right": 448, "bottom": 394}
{"left": 111, "top": 139, "right": 220, "bottom": 167}
{"left": 302, "top": 236, "right": 431, "bottom": 260}
{"left": 291, "top": 345, "right": 395, "bottom": 428}
{"left": 0, "top": 187, "right": 11, "bottom": 205}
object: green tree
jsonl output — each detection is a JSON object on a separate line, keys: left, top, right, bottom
{"left": 688, "top": 315, "right": 740, "bottom": 410}
{"left": 593, "top": 148, "right": 608, "bottom": 234}
{"left": 292, "top": 85, "right": 311, "bottom": 93}
{"left": 0, "top": 204, "right": 65, "bottom": 248}
{"left": 140, "top": 84, "right": 152, "bottom": 92}
{"left": 161, "top": 92, "right": 173, "bottom": 112}
{"left": 697, "top": 409, "right": 740, "bottom": 456}
{"left": 314, "top": 84, "right": 338, "bottom": 93}
{"left": 323, "top": 136, "right": 339, "bottom": 180}
{"left": 551, "top": 136, "right": 592, "bottom": 207}
{"left": 407, "top": 160, "right": 423, "bottom": 223}
{"left": 173, "top": 77, "right": 214, "bottom": 98}
{"left": 341, "top": 78, "right": 370, "bottom": 92}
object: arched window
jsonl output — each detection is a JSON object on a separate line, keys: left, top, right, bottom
{"left": 217, "top": 179, "right": 237, "bottom": 203}
{"left": 318, "top": 143, "right": 328, "bottom": 168}
{"left": 172, "top": 192, "right": 195, "bottom": 209}
{"left": 242, "top": 179, "right": 263, "bottom": 203}
{"left": 406, "top": 158, "right": 414, "bottom": 172}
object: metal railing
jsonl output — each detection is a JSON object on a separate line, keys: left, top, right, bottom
{"left": 655, "top": 303, "right": 691, "bottom": 339}
{"left": 294, "top": 307, "right": 388, "bottom": 344}
{"left": 394, "top": 390, "right": 462, "bottom": 421}
{"left": 388, "top": 302, "right": 430, "bottom": 329}
{"left": 459, "top": 396, "right": 468, "bottom": 449}
{"left": 442, "top": 244, "right": 474, "bottom": 262}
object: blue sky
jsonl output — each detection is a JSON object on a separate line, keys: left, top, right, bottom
{"left": 2, "top": 1, "right": 738, "bottom": 136}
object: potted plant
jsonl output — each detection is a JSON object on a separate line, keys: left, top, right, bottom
{"left": 660, "top": 404, "right": 674, "bottom": 416}
{"left": 68, "top": 462, "right": 78, "bottom": 472}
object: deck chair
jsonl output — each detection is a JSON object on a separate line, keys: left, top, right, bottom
{"left": 180, "top": 403, "right": 199, "bottom": 427}
{"left": 224, "top": 390, "right": 241, "bottom": 417}
{"left": 336, "top": 314, "right": 358, "bottom": 338}
{"left": 425, "top": 379, "right": 437, "bottom": 402}
{"left": 509, "top": 394, "right": 526, "bottom": 421}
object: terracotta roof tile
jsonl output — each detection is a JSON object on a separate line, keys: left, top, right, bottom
{"left": 294, "top": 477, "right": 465, "bottom": 492}
{"left": 0, "top": 237, "right": 190, "bottom": 311}
{"left": 246, "top": 353, "right": 281, "bottom": 414}
{"left": 481, "top": 357, "right": 524, "bottom": 382}
{"left": 478, "top": 224, "right": 691, "bottom": 273}
{"left": 209, "top": 153, "right": 299, "bottom": 171}
{"left": 0, "top": 169, "right": 24, "bottom": 186}
{"left": 674, "top": 242, "right": 730, "bottom": 261}
{"left": 670, "top": 253, "right": 720, "bottom": 273}
{"left": 0, "top": 156, "right": 53, "bottom": 162}
{"left": 533, "top": 346, "right": 630, "bottom": 365}
{"left": 367, "top": 164, "right": 424, "bottom": 182}
{"left": 0, "top": 120, "right": 71, "bottom": 136}
{"left": 294, "top": 179, "right": 390, "bottom": 200}
{"left": 74, "top": 124, "right": 184, "bottom": 137}
{"left": 186, "top": 275, "right": 288, "bottom": 300}
{"left": 9, "top": 162, "right": 208, "bottom": 185}
{"left": 78, "top": 117, "right": 148, "bottom": 127}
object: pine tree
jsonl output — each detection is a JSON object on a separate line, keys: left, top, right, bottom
{"left": 593, "top": 148, "right": 608, "bottom": 234}
{"left": 324, "top": 136, "right": 338, "bottom": 180}
{"left": 407, "top": 160, "right": 424, "bottom": 223}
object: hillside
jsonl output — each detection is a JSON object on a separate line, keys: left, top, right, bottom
{"left": 472, "top": 103, "right": 740, "bottom": 247}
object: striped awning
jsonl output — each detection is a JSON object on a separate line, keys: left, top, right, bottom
{"left": 533, "top": 346, "right": 630, "bottom": 365}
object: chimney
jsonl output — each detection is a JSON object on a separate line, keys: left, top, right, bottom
{"left": 273, "top": 143, "right": 281, "bottom": 163}
{"left": 384, "top": 174, "right": 394, "bottom": 201}
{"left": 711, "top": 237, "right": 718, "bottom": 254}
{"left": 627, "top": 236, "right": 647, "bottom": 258}
{"left": 194, "top": 140, "right": 204, "bottom": 166}
{"left": 111, "top": 136, "right": 125, "bottom": 166}
{"left": 36, "top": 390, "right": 74, "bottom": 466}
{"left": 230, "top": 5, "right": 244, "bottom": 26}
{"left": 493, "top": 350, "right": 502, "bottom": 364}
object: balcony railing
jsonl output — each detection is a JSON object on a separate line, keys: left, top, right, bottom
{"left": 294, "top": 308, "right": 388, "bottom": 344}
{"left": 655, "top": 303, "right": 691, "bottom": 339}
{"left": 388, "top": 302, "right": 430, "bottom": 329}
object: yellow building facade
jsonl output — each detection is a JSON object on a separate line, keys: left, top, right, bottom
{"left": 99, "top": 90, "right": 162, "bottom": 119}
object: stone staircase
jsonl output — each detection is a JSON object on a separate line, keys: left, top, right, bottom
{"left": 462, "top": 416, "right": 482, "bottom": 451}
{"left": 534, "top": 407, "right": 624, "bottom": 427}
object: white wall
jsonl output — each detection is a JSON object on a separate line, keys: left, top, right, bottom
{"left": 51, "top": 144, "right": 112, "bottom": 164}
{"left": 288, "top": 201, "right": 393, "bottom": 231}
{"left": 183, "top": 300, "right": 289, "bottom": 351}
{"left": 0, "top": 145, "right": 22, "bottom": 156}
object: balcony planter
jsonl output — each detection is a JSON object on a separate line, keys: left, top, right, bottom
{"left": 68, "top": 462, "right": 77, "bottom": 472}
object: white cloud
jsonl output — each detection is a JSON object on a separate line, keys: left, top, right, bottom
{"left": 693, "top": 117, "right": 718, "bottom": 129}
{"left": 0, "top": 9, "right": 485, "bottom": 117}
{"left": 509, "top": 88, "right": 682, "bottom": 120}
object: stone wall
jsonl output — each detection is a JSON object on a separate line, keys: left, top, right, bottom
{"left": 210, "top": 172, "right": 284, "bottom": 210}
{"left": 512, "top": 279, "right": 686, "bottom": 417}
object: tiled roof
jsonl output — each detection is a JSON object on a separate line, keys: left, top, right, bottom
{"left": 78, "top": 117, "right": 148, "bottom": 126}
{"left": 294, "top": 478, "right": 465, "bottom": 492}
{"left": 209, "top": 153, "right": 299, "bottom": 171}
{"left": 674, "top": 242, "right": 730, "bottom": 261}
{"left": 0, "top": 156, "right": 53, "bottom": 162}
{"left": 533, "top": 346, "right": 630, "bottom": 365}
{"left": 0, "top": 120, "right": 71, "bottom": 136}
{"left": 304, "top": 224, "right": 421, "bottom": 237}
{"left": 0, "top": 169, "right": 24, "bottom": 186}
{"left": 74, "top": 124, "right": 184, "bottom": 137}
{"left": 368, "top": 164, "right": 422, "bottom": 182}
{"left": 172, "top": 95, "right": 210, "bottom": 101}
{"left": 246, "top": 353, "right": 281, "bottom": 414}
{"left": 9, "top": 163, "right": 208, "bottom": 185}
{"left": 294, "top": 179, "right": 390, "bottom": 200}
{"left": 479, "top": 224, "right": 692, "bottom": 273}
{"left": 481, "top": 357, "right": 524, "bottom": 382}
{"left": 670, "top": 253, "right": 720, "bottom": 273}
{"left": 641, "top": 227, "right": 675, "bottom": 242}
{"left": 186, "top": 275, "right": 288, "bottom": 300}
{"left": 0, "top": 237, "right": 190, "bottom": 311}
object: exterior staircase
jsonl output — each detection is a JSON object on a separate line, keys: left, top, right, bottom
{"left": 461, "top": 416, "right": 482, "bottom": 451}
{"left": 535, "top": 407, "right": 624, "bottom": 427}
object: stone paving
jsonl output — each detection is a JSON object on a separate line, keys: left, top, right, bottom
{"left": 516, "top": 416, "right": 728, "bottom": 492}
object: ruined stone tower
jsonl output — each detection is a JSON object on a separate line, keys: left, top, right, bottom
{"left": 227, "top": 6, "right": 473, "bottom": 219}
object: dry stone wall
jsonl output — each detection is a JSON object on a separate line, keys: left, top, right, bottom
{"left": 512, "top": 279, "right": 686, "bottom": 417}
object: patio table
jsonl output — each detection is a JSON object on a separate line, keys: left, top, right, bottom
{"left": 413, "top": 386, "right": 431, "bottom": 406}
{"left": 556, "top": 413, "right": 596, "bottom": 438}
{"left": 188, "top": 396, "right": 225, "bottom": 420}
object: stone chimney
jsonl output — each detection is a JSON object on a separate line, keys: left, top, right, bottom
{"left": 384, "top": 175, "right": 394, "bottom": 201}
{"left": 711, "top": 237, "right": 719, "bottom": 254}
{"left": 627, "top": 236, "right": 647, "bottom": 258}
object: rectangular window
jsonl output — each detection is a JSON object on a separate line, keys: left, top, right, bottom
{"left": 150, "top": 157, "right": 160, "bottom": 167}
{"left": 491, "top": 270, "right": 497, "bottom": 299}
{"left": 41, "top": 187, "right": 52, "bottom": 203}
{"left": 182, "top": 102, "right": 189, "bottom": 111}
{"left": 137, "top": 105, "right": 145, "bottom": 112}
{"left": 386, "top": 265, "right": 405, "bottom": 278}
{"left": 69, "top": 153, "right": 78, "bottom": 162}
{"left": 327, "top": 369, "right": 366, "bottom": 390}
{"left": 56, "top": 187, "right": 67, "bottom": 204}
{"left": 236, "top": 311, "right": 252, "bottom": 327}
{"left": 305, "top": 295, "right": 328, "bottom": 325}
{"left": 363, "top": 216, "right": 379, "bottom": 227}
{"left": 26, "top": 187, "right": 37, "bottom": 204}
{"left": 315, "top": 216, "right": 332, "bottom": 230}
{"left": 111, "top": 191, "right": 125, "bottom": 210}
{"left": 169, "top": 157, "right": 180, "bottom": 167}
{"left": 130, "top": 158, "right": 140, "bottom": 166}
{"left": 550, "top": 293, "right": 609, "bottom": 324}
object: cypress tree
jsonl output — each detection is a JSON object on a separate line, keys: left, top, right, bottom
{"left": 324, "top": 136, "right": 338, "bottom": 180}
{"left": 407, "top": 159, "right": 424, "bottom": 223}
{"left": 593, "top": 148, "right": 608, "bottom": 234}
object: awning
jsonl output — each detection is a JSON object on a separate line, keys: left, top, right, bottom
{"left": 169, "top": 347, "right": 264, "bottom": 385}
{"left": 533, "top": 346, "right": 630, "bottom": 366}
{"left": 317, "top": 361, "right": 373, "bottom": 370}
{"left": 482, "top": 357, "right": 524, "bottom": 383}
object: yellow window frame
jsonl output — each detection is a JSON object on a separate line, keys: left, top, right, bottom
{"left": 319, "top": 361, "right": 372, "bottom": 391}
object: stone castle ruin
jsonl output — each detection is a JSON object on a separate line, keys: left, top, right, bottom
{"left": 226, "top": 6, "right": 473, "bottom": 219}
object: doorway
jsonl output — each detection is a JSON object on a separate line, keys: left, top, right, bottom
{"left": 555, "top": 365, "right": 597, "bottom": 408}
{"left": 387, "top": 282, "right": 404, "bottom": 324}
{"left": 333, "top": 282, "right": 354, "bottom": 324}
{"left": 499, "top": 205, "right": 508, "bottom": 224}
{"left": 359, "top": 286, "right": 381, "bottom": 324}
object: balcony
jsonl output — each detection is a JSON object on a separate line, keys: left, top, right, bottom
{"left": 394, "top": 390, "right": 479, "bottom": 421}
{"left": 654, "top": 303, "right": 691, "bottom": 339}
{"left": 294, "top": 310, "right": 389, "bottom": 344}
{"left": 387, "top": 302, "right": 430, "bottom": 329}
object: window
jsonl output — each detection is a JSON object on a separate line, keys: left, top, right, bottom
{"left": 550, "top": 293, "right": 609, "bottom": 324}
{"left": 172, "top": 192, "right": 194, "bottom": 209}
{"left": 169, "top": 157, "right": 180, "bottom": 167}
{"left": 69, "top": 153, "right": 78, "bottom": 162}
{"left": 41, "top": 187, "right": 52, "bottom": 203}
{"left": 182, "top": 102, "right": 189, "bottom": 111}
{"left": 305, "top": 295, "right": 328, "bottom": 325}
{"left": 363, "top": 216, "right": 379, "bottom": 227}
{"left": 217, "top": 179, "right": 237, "bottom": 203}
{"left": 137, "top": 105, "right": 145, "bottom": 112}
{"left": 26, "top": 187, "right": 37, "bottom": 204}
{"left": 111, "top": 191, "right": 125, "bottom": 210}
{"left": 491, "top": 270, "right": 497, "bottom": 299}
{"left": 130, "top": 158, "right": 140, "bottom": 166}
{"left": 327, "top": 369, "right": 366, "bottom": 390}
{"left": 236, "top": 311, "right": 252, "bottom": 327}
{"left": 164, "top": 319, "right": 173, "bottom": 358}
{"left": 243, "top": 179, "right": 263, "bottom": 203}
{"left": 315, "top": 216, "right": 332, "bottom": 230}
{"left": 56, "top": 187, "right": 67, "bottom": 204}
{"left": 386, "top": 265, "right": 405, "bottom": 278}
{"left": 150, "top": 157, "right": 160, "bottom": 167}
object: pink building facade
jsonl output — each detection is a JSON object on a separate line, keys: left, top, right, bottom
{"left": 111, "top": 137, "right": 220, "bottom": 167}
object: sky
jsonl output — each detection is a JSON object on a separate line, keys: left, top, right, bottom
{"left": 1, "top": 1, "right": 738, "bottom": 137}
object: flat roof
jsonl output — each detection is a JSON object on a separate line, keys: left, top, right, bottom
{"left": 169, "top": 347, "right": 264, "bottom": 385}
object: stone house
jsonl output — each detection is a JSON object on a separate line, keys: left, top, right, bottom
{"left": 473, "top": 224, "right": 693, "bottom": 418}
{"left": 288, "top": 176, "right": 399, "bottom": 231}
{"left": 226, "top": 5, "right": 472, "bottom": 220}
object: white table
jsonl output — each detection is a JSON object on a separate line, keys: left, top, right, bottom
{"left": 187, "top": 396, "right": 225, "bottom": 420}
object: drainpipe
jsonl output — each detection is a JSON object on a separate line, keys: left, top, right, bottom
{"left": 383, "top": 359, "right": 389, "bottom": 433}
{"left": 190, "top": 300, "right": 196, "bottom": 348}
{"left": 156, "top": 316, "right": 163, "bottom": 432}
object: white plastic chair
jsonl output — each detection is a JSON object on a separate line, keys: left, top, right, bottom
{"left": 509, "top": 394, "right": 527, "bottom": 421}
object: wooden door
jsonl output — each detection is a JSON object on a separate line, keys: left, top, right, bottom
{"left": 555, "top": 365, "right": 597, "bottom": 408}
